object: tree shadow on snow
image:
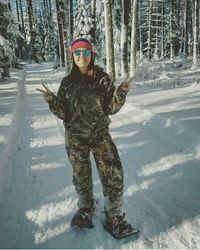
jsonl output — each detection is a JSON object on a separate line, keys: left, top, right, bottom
{"left": 110, "top": 115, "right": 200, "bottom": 247}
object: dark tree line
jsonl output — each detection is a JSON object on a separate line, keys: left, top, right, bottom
{"left": 0, "top": 0, "right": 199, "bottom": 80}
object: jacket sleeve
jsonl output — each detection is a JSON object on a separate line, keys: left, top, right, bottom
{"left": 103, "top": 75, "right": 129, "bottom": 115}
{"left": 48, "top": 78, "right": 70, "bottom": 120}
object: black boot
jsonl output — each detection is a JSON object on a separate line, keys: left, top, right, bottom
{"left": 71, "top": 207, "right": 94, "bottom": 228}
{"left": 103, "top": 213, "right": 139, "bottom": 239}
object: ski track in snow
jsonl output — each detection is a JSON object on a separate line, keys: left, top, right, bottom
{"left": 0, "top": 63, "right": 200, "bottom": 249}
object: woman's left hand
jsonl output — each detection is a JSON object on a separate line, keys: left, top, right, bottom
{"left": 120, "top": 74, "right": 135, "bottom": 91}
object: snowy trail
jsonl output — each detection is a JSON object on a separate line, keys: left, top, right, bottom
{"left": 112, "top": 102, "right": 200, "bottom": 249}
{"left": 0, "top": 63, "right": 200, "bottom": 249}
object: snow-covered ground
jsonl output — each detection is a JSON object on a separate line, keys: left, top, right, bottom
{"left": 0, "top": 61, "right": 200, "bottom": 249}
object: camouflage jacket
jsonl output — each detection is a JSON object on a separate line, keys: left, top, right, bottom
{"left": 48, "top": 66, "right": 128, "bottom": 138}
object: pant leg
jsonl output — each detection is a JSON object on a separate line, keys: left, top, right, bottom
{"left": 91, "top": 132, "right": 124, "bottom": 218}
{"left": 65, "top": 131, "right": 94, "bottom": 209}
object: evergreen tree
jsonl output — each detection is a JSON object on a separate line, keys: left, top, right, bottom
{"left": 39, "top": 0, "right": 57, "bottom": 61}
{"left": 0, "top": 1, "right": 20, "bottom": 79}
{"left": 90, "top": 0, "right": 96, "bottom": 44}
{"left": 34, "top": 7, "right": 45, "bottom": 62}
{"left": 113, "top": 0, "right": 122, "bottom": 77}
{"left": 193, "top": 0, "right": 199, "bottom": 66}
{"left": 121, "top": 0, "right": 130, "bottom": 76}
{"left": 73, "top": 0, "right": 94, "bottom": 39}
{"left": 95, "top": 0, "right": 105, "bottom": 68}
{"left": 169, "top": 0, "right": 178, "bottom": 58}
{"left": 56, "top": 0, "right": 65, "bottom": 67}
{"left": 104, "top": 0, "right": 115, "bottom": 82}
{"left": 15, "top": 0, "right": 24, "bottom": 59}
{"left": 69, "top": 0, "right": 74, "bottom": 41}
{"left": 130, "top": 0, "right": 138, "bottom": 76}
{"left": 27, "top": 0, "right": 37, "bottom": 62}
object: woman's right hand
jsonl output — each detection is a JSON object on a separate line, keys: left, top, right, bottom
{"left": 36, "top": 84, "right": 54, "bottom": 102}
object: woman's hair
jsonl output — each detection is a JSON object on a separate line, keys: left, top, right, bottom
{"left": 69, "top": 54, "right": 95, "bottom": 81}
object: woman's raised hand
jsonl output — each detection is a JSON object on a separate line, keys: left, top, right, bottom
{"left": 36, "top": 84, "right": 53, "bottom": 102}
{"left": 120, "top": 74, "right": 134, "bottom": 91}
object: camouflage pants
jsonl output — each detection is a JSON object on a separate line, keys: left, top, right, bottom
{"left": 65, "top": 129, "right": 124, "bottom": 218}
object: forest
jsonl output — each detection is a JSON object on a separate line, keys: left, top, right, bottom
{"left": 0, "top": 0, "right": 199, "bottom": 81}
{"left": 1, "top": 1, "right": 200, "bottom": 248}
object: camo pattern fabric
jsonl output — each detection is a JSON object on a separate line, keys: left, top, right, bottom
{"left": 65, "top": 128, "right": 124, "bottom": 218}
{"left": 48, "top": 66, "right": 128, "bottom": 138}
{"left": 48, "top": 66, "right": 128, "bottom": 218}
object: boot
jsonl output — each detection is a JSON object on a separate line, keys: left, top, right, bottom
{"left": 71, "top": 207, "right": 94, "bottom": 228}
{"left": 103, "top": 213, "right": 139, "bottom": 239}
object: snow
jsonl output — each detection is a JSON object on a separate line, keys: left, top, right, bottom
{"left": 0, "top": 34, "right": 6, "bottom": 46}
{"left": 0, "top": 61, "right": 200, "bottom": 249}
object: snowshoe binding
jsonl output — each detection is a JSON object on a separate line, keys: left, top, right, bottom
{"left": 103, "top": 213, "right": 139, "bottom": 239}
{"left": 70, "top": 207, "right": 94, "bottom": 228}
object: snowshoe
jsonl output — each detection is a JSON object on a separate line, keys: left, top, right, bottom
{"left": 70, "top": 207, "right": 94, "bottom": 228}
{"left": 103, "top": 213, "right": 139, "bottom": 239}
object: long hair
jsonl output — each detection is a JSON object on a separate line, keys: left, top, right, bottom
{"left": 68, "top": 54, "right": 95, "bottom": 81}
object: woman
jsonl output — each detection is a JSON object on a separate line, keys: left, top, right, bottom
{"left": 37, "top": 37, "right": 138, "bottom": 239}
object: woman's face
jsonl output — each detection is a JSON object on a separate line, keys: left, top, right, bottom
{"left": 73, "top": 48, "right": 92, "bottom": 69}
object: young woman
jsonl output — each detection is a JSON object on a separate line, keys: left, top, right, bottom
{"left": 37, "top": 37, "right": 138, "bottom": 239}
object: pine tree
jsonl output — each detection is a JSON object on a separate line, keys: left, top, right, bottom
{"left": 19, "top": 0, "right": 25, "bottom": 39}
{"left": 73, "top": 0, "right": 94, "bottom": 39}
{"left": 113, "top": 0, "right": 122, "bottom": 77}
{"left": 27, "top": 0, "right": 37, "bottom": 62}
{"left": 193, "top": 0, "right": 199, "bottom": 66}
{"left": 90, "top": 0, "right": 96, "bottom": 44}
{"left": 15, "top": 0, "right": 23, "bottom": 59}
{"left": 0, "top": 1, "right": 20, "bottom": 78}
{"left": 104, "top": 0, "right": 115, "bottom": 82}
{"left": 130, "top": 0, "right": 138, "bottom": 77}
{"left": 69, "top": 0, "right": 74, "bottom": 41}
{"left": 121, "top": 0, "right": 130, "bottom": 77}
{"left": 95, "top": 0, "right": 105, "bottom": 67}
{"left": 182, "top": 0, "right": 189, "bottom": 55}
{"left": 138, "top": 0, "right": 144, "bottom": 59}
{"left": 56, "top": 0, "right": 65, "bottom": 67}
{"left": 34, "top": 7, "right": 45, "bottom": 62}
{"left": 42, "top": 0, "right": 57, "bottom": 61}
{"left": 169, "top": 0, "right": 178, "bottom": 58}
{"left": 63, "top": 0, "right": 71, "bottom": 72}
{"left": 147, "top": 0, "right": 153, "bottom": 60}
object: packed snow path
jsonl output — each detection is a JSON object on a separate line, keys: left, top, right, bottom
{"left": 0, "top": 63, "right": 200, "bottom": 249}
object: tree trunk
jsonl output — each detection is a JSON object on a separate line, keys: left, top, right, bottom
{"left": 56, "top": 0, "right": 65, "bottom": 67}
{"left": 154, "top": 2, "right": 159, "bottom": 59}
{"left": 193, "top": 0, "right": 199, "bottom": 66}
{"left": 90, "top": 0, "right": 96, "bottom": 44}
{"left": 177, "top": 0, "right": 181, "bottom": 26}
{"left": 69, "top": 0, "right": 73, "bottom": 42}
{"left": 104, "top": 0, "right": 115, "bottom": 82}
{"left": 130, "top": 0, "right": 138, "bottom": 76}
{"left": 147, "top": 0, "right": 153, "bottom": 61}
{"left": 121, "top": 0, "right": 130, "bottom": 77}
{"left": 15, "top": 0, "right": 20, "bottom": 27}
{"left": 49, "top": 0, "right": 52, "bottom": 14}
{"left": 19, "top": 0, "right": 25, "bottom": 38}
{"left": 27, "top": 0, "right": 37, "bottom": 61}
{"left": 139, "top": 0, "right": 143, "bottom": 59}
{"left": 161, "top": 0, "right": 164, "bottom": 58}
{"left": 170, "top": 0, "right": 177, "bottom": 58}
{"left": 182, "top": 0, "right": 188, "bottom": 55}
{"left": 64, "top": 0, "right": 71, "bottom": 73}
{"left": 15, "top": 0, "right": 23, "bottom": 59}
